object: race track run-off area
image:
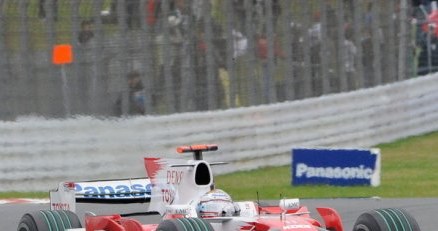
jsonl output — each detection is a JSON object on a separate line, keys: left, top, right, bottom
{"left": 1, "top": 198, "right": 437, "bottom": 231}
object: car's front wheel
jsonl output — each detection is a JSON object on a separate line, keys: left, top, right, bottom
{"left": 17, "top": 210, "right": 82, "bottom": 231}
{"left": 353, "top": 208, "right": 420, "bottom": 231}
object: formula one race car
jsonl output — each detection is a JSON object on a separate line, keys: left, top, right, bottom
{"left": 17, "top": 144, "right": 420, "bottom": 231}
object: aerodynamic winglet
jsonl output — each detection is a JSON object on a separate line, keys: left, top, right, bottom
{"left": 177, "top": 144, "right": 218, "bottom": 160}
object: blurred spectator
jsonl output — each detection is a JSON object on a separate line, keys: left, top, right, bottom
{"left": 256, "top": 33, "right": 285, "bottom": 102}
{"left": 344, "top": 28, "right": 358, "bottom": 86}
{"left": 126, "top": 0, "right": 141, "bottom": 29}
{"left": 168, "top": 1, "right": 185, "bottom": 43}
{"left": 146, "top": 0, "right": 159, "bottom": 26}
{"left": 256, "top": 34, "right": 285, "bottom": 61}
{"left": 272, "top": 0, "right": 282, "bottom": 27}
{"left": 252, "top": 0, "right": 282, "bottom": 33}
{"left": 309, "top": 11, "right": 322, "bottom": 46}
{"left": 78, "top": 20, "right": 94, "bottom": 45}
{"left": 232, "top": 30, "right": 248, "bottom": 59}
{"left": 309, "top": 12, "right": 322, "bottom": 90}
{"left": 127, "top": 71, "right": 146, "bottom": 115}
{"left": 115, "top": 71, "right": 146, "bottom": 116}
{"left": 414, "top": 0, "right": 438, "bottom": 74}
{"left": 38, "top": 0, "right": 58, "bottom": 21}
{"left": 412, "top": 0, "right": 436, "bottom": 7}
{"left": 195, "top": 30, "right": 226, "bottom": 110}
{"left": 103, "top": 0, "right": 141, "bottom": 29}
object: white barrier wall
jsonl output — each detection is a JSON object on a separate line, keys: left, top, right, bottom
{"left": 1, "top": 74, "right": 438, "bottom": 191}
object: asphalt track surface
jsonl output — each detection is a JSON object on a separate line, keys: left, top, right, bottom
{"left": 1, "top": 198, "right": 437, "bottom": 231}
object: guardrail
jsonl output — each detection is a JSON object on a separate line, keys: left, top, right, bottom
{"left": 1, "top": 74, "right": 438, "bottom": 191}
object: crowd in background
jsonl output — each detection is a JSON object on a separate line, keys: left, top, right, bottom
{"left": 0, "top": 0, "right": 432, "bottom": 119}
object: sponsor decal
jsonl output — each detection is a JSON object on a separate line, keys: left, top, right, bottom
{"left": 167, "top": 170, "right": 183, "bottom": 185}
{"left": 74, "top": 178, "right": 152, "bottom": 199}
{"left": 292, "top": 148, "right": 380, "bottom": 186}
{"left": 279, "top": 199, "right": 300, "bottom": 210}
{"left": 161, "top": 188, "right": 175, "bottom": 203}
{"left": 166, "top": 205, "right": 192, "bottom": 215}
{"left": 51, "top": 202, "right": 71, "bottom": 210}
{"left": 295, "top": 164, "right": 374, "bottom": 180}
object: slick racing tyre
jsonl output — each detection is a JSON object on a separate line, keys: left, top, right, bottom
{"left": 17, "top": 210, "right": 82, "bottom": 231}
{"left": 353, "top": 208, "right": 420, "bottom": 231}
{"left": 156, "top": 218, "right": 214, "bottom": 231}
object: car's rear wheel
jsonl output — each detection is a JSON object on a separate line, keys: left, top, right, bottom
{"left": 353, "top": 208, "right": 420, "bottom": 231}
{"left": 156, "top": 218, "right": 214, "bottom": 231}
{"left": 17, "top": 210, "right": 82, "bottom": 231}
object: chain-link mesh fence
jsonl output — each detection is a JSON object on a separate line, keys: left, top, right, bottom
{"left": 0, "top": 0, "right": 424, "bottom": 120}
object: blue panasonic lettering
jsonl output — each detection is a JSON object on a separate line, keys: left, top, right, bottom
{"left": 130, "top": 184, "right": 146, "bottom": 197}
{"left": 83, "top": 186, "right": 100, "bottom": 198}
{"left": 75, "top": 183, "right": 82, "bottom": 192}
{"left": 99, "top": 186, "right": 116, "bottom": 198}
{"left": 75, "top": 183, "right": 152, "bottom": 198}
{"left": 115, "top": 185, "right": 130, "bottom": 197}
{"left": 146, "top": 183, "right": 152, "bottom": 195}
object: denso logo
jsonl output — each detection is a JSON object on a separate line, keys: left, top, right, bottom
{"left": 167, "top": 170, "right": 183, "bottom": 185}
{"left": 75, "top": 183, "right": 152, "bottom": 198}
{"left": 296, "top": 163, "right": 373, "bottom": 180}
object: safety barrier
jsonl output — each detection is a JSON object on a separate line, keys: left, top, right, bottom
{"left": 1, "top": 74, "right": 438, "bottom": 191}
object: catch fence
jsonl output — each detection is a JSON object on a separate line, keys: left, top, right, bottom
{"left": 0, "top": 0, "right": 426, "bottom": 119}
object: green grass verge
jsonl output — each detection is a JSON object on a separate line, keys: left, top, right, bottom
{"left": 0, "top": 191, "right": 48, "bottom": 199}
{"left": 215, "top": 131, "right": 438, "bottom": 200}
{"left": 1, "top": 131, "right": 437, "bottom": 200}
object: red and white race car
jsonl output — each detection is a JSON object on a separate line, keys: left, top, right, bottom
{"left": 17, "top": 144, "right": 420, "bottom": 231}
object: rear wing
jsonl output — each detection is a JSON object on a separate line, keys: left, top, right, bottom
{"left": 50, "top": 178, "right": 151, "bottom": 212}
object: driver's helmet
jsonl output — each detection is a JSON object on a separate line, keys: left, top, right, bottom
{"left": 197, "top": 189, "right": 239, "bottom": 218}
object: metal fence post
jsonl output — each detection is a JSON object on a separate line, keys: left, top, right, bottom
{"left": 160, "top": 0, "right": 176, "bottom": 113}
{"left": 371, "top": 0, "right": 383, "bottom": 85}
{"left": 281, "top": 0, "right": 295, "bottom": 101}
{"left": 92, "top": 0, "right": 105, "bottom": 115}
{"left": 44, "top": 0, "right": 64, "bottom": 117}
{"left": 180, "top": 0, "right": 196, "bottom": 112}
{"left": 117, "top": 0, "right": 130, "bottom": 116}
{"left": 265, "top": 0, "right": 277, "bottom": 104}
{"left": 353, "top": 0, "right": 365, "bottom": 89}
{"left": 244, "top": 0, "right": 258, "bottom": 105}
{"left": 336, "top": 0, "right": 347, "bottom": 92}
{"left": 398, "top": 0, "right": 409, "bottom": 80}
{"left": 139, "top": 0, "right": 153, "bottom": 114}
{"left": 224, "top": 0, "right": 236, "bottom": 107}
{"left": 19, "top": 0, "right": 35, "bottom": 115}
{"left": 320, "top": 0, "right": 331, "bottom": 95}
{"left": 204, "top": 0, "right": 217, "bottom": 110}
{"left": 301, "top": 0, "right": 313, "bottom": 98}
{"left": 384, "top": 1, "right": 397, "bottom": 83}
{"left": 0, "top": 0, "right": 12, "bottom": 119}
{"left": 70, "top": 0, "right": 80, "bottom": 115}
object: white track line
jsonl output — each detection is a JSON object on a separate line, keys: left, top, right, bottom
{"left": 0, "top": 198, "right": 49, "bottom": 205}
